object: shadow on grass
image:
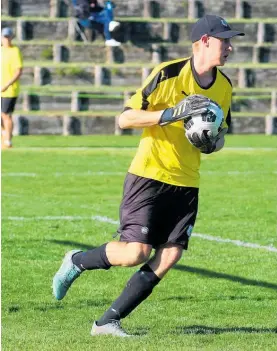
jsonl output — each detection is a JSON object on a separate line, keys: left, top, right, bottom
{"left": 33, "top": 303, "right": 65, "bottom": 312}
{"left": 131, "top": 326, "right": 150, "bottom": 336}
{"left": 173, "top": 325, "right": 277, "bottom": 335}
{"left": 48, "top": 239, "right": 96, "bottom": 250}
{"left": 162, "top": 295, "right": 277, "bottom": 302}
{"left": 8, "top": 299, "right": 114, "bottom": 313}
{"left": 77, "top": 299, "right": 113, "bottom": 308}
{"left": 48, "top": 241, "right": 277, "bottom": 291}
{"left": 7, "top": 303, "right": 65, "bottom": 313}
{"left": 174, "top": 264, "right": 277, "bottom": 290}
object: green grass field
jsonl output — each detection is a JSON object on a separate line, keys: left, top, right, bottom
{"left": 2, "top": 135, "right": 277, "bottom": 351}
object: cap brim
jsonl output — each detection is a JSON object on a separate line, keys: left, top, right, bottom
{"left": 2, "top": 32, "right": 13, "bottom": 37}
{"left": 213, "top": 30, "right": 245, "bottom": 39}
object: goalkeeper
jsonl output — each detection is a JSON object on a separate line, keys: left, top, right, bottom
{"left": 53, "top": 15, "right": 244, "bottom": 337}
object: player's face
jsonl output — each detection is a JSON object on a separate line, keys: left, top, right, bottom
{"left": 208, "top": 37, "right": 233, "bottom": 66}
{"left": 1, "top": 36, "right": 12, "bottom": 46}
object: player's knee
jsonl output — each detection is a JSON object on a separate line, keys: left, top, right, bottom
{"left": 161, "top": 244, "right": 183, "bottom": 267}
{"left": 1, "top": 113, "right": 9, "bottom": 121}
{"left": 171, "top": 248, "right": 183, "bottom": 264}
{"left": 123, "top": 243, "right": 151, "bottom": 267}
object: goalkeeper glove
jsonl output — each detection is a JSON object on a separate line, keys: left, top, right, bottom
{"left": 159, "top": 94, "right": 211, "bottom": 126}
{"left": 187, "top": 128, "right": 228, "bottom": 154}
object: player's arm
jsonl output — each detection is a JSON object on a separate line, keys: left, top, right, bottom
{"left": 118, "top": 108, "right": 162, "bottom": 129}
{"left": 118, "top": 94, "right": 211, "bottom": 129}
{"left": 119, "top": 61, "right": 211, "bottom": 130}
{"left": 1, "top": 67, "right": 22, "bottom": 92}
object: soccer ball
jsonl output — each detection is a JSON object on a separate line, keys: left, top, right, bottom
{"left": 184, "top": 101, "right": 224, "bottom": 143}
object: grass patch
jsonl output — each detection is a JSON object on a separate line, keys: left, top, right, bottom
{"left": 7, "top": 134, "right": 277, "bottom": 148}
{"left": 2, "top": 135, "right": 277, "bottom": 350}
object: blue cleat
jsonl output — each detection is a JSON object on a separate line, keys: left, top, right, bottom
{"left": 52, "top": 250, "right": 82, "bottom": 300}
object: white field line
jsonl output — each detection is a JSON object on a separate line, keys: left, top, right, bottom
{"left": 2, "top": 170, "right": 277, "bottom": 177}
{"left": 4, "top": 215, "right": 277, "bottom": 253}
{"left": 2, "top": 193, "right": 22, "bottom": 197}
{"left": 6, "top": 146, "right": 277, "bottom": 152}
{"left": 7, "top": 147, "right": 137, "bottom": 151}
{"left": 2, "top": 172, "right": 37, "bottom": 177}
{"left": 192, "top": 233, "right": 277, "bottom": 252}
{"left": 2, "top": 172, "right": 125, "bottom": 177}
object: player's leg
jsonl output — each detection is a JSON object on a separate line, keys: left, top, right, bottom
{"left": 1, "top": 118, "right": 5, "bottom": 147}
{"left": 52, "top": 241, "right": 152, "bottom": 300}
{"left": 1, "top": 112, "right": 13, "bottom": 148}
{"left": 1, "top": 98, "right": 16, "bottom": 148}
{"left": 91, "top": 185, "right": 199, "bottom": 335}
{"left": 148, "top": 242, "right": 183, "bottom": 278}
{"left": 91, "top": 177, "right": 185, "bottom": 335}
{"left": 91, "top": 243, "right": 183, "bottom": 336}
{"left": 73, "top": 241, "right": 152, "bottom": 269}
{"left": 53, "top": 173, "right": 154, "bottom": 300}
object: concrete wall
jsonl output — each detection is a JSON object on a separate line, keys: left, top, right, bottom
{"left": 13, "top": 113, "right": 267, "bottom": 135}
{"left": 2, "top": 1, "right": 276, "bottom": 134}
{"left": 19, "top": 66, "right": 277, "bottom": 88}
{"left": 3, "top": 0, "right": 277, "bottom": 18}
{"left": 14, "top": 42, "right": 277, "bottom": 64}
{"left": 2, "top": 19, "right": 277, "bottom": 45}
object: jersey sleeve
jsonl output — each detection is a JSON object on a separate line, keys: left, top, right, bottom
{"left": 124, "top": 63, "right": 169, "bottom": 111}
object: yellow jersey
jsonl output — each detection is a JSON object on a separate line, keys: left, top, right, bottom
{"left": 125, "top": 56, "right": 232, "bottom": 188}
{"left": 1, "top": 45, "right": 23, "bottom": 98}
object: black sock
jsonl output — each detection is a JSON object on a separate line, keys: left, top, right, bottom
{"left": 97, "top": 264, "right": 160, "bottom": 326}
{"left": 72, "top": 243, "right": 111, "bottom": 271}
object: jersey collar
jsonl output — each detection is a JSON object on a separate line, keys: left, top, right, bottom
{"left": 190, "top": 56, "right": 217, "bottom": 90}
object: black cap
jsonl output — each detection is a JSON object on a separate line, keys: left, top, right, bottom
{"left": 191, "top": 15, "right": 245, "bottom": 43}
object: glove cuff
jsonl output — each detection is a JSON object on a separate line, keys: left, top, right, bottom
{"left": 159, "top": 108, "right": 173, "bottom": 126}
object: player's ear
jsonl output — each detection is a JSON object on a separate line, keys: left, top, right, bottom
{"left": 201, "top": 34, "right": 209, "bottom": 47}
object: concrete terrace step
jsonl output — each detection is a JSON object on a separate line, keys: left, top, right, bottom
{"left": 12, "top": 110, "right": 271, "bottom": 135}
{"left": 20, "top": 85, "right": 275, "bottom": 94}
{"left": 20, "top": 62, "right": 277, "bottom": 88}
{"left": 16, "top": 92, "right": 274, "bottom": 115}
{"left": 15, "top": 110, "right": 269, "bottom": 118}
{"left": 14, "top": 41, "right": 277, "bottom": 64}
{"left": 2, "top": 17, "right": 277, "bottom": 45}
{"left": 3, "top": 0, "right": 277, "bottom": 19}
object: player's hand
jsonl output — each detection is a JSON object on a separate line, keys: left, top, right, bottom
{"left": 189, "top": 127, "right": 228, "bottom": 154}
{"left": 1, "top": 85, "right": 9, "bottom": 93}
{"left": 159, "top": 94, "right": 211, "bottom": 126}
{"left": 199, "top": 140, "right": 217, "bottom": 154}
{"left": 186, "top": 129, "right": 216, "bottom": 154}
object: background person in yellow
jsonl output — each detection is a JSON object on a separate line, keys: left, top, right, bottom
{"left": 1, "top": 27, "right": 23, "bottom": 149}
{"left": 53, "top": 15, "right": 244, "bottom": 337}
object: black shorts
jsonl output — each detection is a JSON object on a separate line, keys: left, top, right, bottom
{"left": 117, "top": 173, "right": 199, "bottom": 250}
{"left": 1, "top": 97, "right": 17, "bottom": 114}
